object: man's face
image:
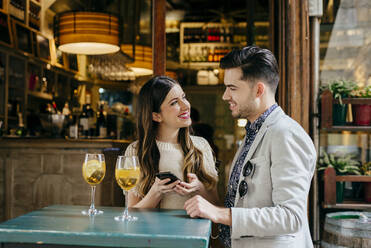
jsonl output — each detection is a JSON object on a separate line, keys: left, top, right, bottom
{"left": 222, "top": 67, "right": 258, "bottom": 120}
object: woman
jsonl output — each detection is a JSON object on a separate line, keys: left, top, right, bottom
{"left": 124, "top": 76, "right": 219, "bottom": 209}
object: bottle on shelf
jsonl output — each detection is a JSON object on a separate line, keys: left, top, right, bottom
{"left": 208, "top": 48, "right": 214, "bottom": 62}
{"left": 183, "top": 45, "right": 189, "bottom": 63}
{"left": 220, "top": 27, "right": 225, "bottom": 42}
{"left": 71, "top": 89, "right": 81, "bottom": 113}
{"left": 68, "top": 114, "right": 79, "bottom": 139}
{"left": 62, "top": 102, "right": 71, "bottom": 116}
{"left": 189, "top": 46, "right": 195, "bottom": 62}
{"left": 51, "top": 100, "right": 58, "bottom": 114}
{"left": 207, "top": 27, "right": 212, "bottom": 42}
{"left": 213, "top": 47, "right": 219, "bottom": 62}
{"left": 81, "top": 92, "right": 96, "bottom": 138}
{"left": 40, "top": 77, "right": 48, "bottom": 94}
{"left": 15, "top": 104, "right": 26, "bottom": 137}
{"left": 96, "top": 104, "right": 107, "bottom": 138}
{"left": 79, "top": 105, "right": 89, "bottom": 138}
{"left": 201, "top": 47, "right": 208, "bottom": 62}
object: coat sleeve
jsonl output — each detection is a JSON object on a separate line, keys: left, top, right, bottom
{"left": 230, "top": 126, "right": 316, "bottom": 238}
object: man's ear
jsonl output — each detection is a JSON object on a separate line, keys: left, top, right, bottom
{"left": 256, "top": 82, "right": 265, "bottom": 97}
{"left": 152, "top": 112, "right": 162, "bottom": 122}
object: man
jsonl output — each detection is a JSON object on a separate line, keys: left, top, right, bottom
{"left": 184, "top": 46, "right": 316, "bottom": 248}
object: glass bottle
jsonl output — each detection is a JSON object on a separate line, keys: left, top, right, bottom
{"left": 96, "top": 105, "right": 107, "bottom": 138}
{"left": 15, "top": 104, "right": 26, "bottom": 137}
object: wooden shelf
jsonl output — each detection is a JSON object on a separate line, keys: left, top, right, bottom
{"left": 180, "top": 62, "right": 220, "bottom": 69}
{"left": 323, "top": 126, "right": 371, "bottom": 132}
{"left": 320, "top": 90, "right": 371, "bottom": 129}
{"left": 28, "top": 91, "right": 53, "bottom": 100}
{"left": 323, "top": 167, "right": 371, "bottom": 209}
{"left": 323, "top": 201, "right": 371, "bottom": 210}
{"left": 184, "top": 42, "right": 238, "bottom": 46}
{"left": 341, "top": 98, "right": 371, "bottom": 105}
{"left": 336, "top": 175, "right": 371, "bottom": 182}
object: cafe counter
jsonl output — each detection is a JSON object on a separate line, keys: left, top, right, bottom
{"left": 0, "top": 138, "right": 131, "bottom": 221}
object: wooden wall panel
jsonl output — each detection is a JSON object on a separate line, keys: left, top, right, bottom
{"left": 152, "top": 0, "right": 166, "bottom": 76}
{"left": 278, "top": 0, "right": 310, "bottom": 132}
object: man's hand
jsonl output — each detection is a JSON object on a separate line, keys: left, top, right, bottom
{"left": 184, "top": 195, "right": 232, "bottom": 226}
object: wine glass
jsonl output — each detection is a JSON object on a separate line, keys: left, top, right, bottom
{"left": 82, "top": 153, "right": 106, "bottom": 216}
{"left": 114, "top": 155, "right": 140, "bottom": 221}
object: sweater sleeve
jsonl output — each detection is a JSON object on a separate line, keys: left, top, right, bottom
{"left": 124, "top": 141, "right": 138, "bottom": 156}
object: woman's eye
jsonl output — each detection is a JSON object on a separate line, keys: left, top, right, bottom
{"left": 170, "top": 101, "right": 178, "bottom": 106}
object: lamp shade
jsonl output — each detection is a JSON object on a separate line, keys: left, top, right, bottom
{"left": 54, "top": 11, "right": 120, "bottom": 55}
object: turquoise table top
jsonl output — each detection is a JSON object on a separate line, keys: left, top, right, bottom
{"left": 0, "top": 205, "right": 212, "bottom": 248}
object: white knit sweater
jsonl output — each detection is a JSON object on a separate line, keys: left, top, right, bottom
{"left": 124, "top": 136, "right": 218, "bottom": 209}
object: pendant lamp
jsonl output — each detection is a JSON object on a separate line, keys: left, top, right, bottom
{"left": 54, "top": 11, "right": 120, "bottom": 55}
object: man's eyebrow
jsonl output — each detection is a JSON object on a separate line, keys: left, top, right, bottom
{"left": 225, "top": 82, "right": 238, "bottom": 87}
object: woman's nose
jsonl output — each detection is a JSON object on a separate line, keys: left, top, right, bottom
{"left": 180, "top": 99, "right": 190, "bottom": 110}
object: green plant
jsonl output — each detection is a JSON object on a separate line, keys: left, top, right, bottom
{"left": 361, "top": 162, "right": 371, "bottom": 176}
{"left": 320, "top": 80, "right": 358, "bottom": 105}
{"left": 350, "top": 85, "right": 371, "bottom": 98}
{"left": 317, "top": 151, "right": 361, "bottom": 175}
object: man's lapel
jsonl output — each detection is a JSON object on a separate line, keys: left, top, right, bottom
{"left": 233, "top": 107, "right": 284, "bottom": 206}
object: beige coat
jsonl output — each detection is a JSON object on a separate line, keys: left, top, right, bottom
{"left": 229, "top": 107, "right": 316, "bottom": 248}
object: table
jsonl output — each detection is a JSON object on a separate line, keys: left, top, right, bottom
{"left": 0, "top": 205, "right": 212, "bottom": 248}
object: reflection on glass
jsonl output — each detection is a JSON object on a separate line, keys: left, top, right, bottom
{"left": 320, "top": 0, "right": 371, "bottom": 86}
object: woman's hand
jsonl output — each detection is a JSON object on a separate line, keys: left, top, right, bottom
{"left": 174, "top": 173, "right": 206, "bottom": 196}
{"left": 133, "top": 177, "right": 180, "bottom": 209}
{"left": 148, "top": 177, "right": 180, "bottom": 198}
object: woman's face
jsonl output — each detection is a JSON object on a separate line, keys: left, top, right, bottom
{"left": 153, "top": 84, "right": 191, "bottom": 129}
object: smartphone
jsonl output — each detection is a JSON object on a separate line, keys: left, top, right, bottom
{"left": 155, "top": 171, "right": 180, "bottom": 185}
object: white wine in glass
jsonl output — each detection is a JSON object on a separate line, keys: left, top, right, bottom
{"left": 115, "top": 155, "right": 140, "bottom": 221}
{"left": 82, "top": 153, "right": 106, "bottom": 216}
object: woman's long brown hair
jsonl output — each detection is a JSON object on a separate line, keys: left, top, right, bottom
{"left": 135, "top": 76, "right": 217, "bottom": 197}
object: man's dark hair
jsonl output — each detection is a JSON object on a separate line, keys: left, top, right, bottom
{"left": 220, "top": 46, "right": 279, "bottom": 93}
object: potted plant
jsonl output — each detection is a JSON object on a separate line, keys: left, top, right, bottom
{"left": 350, "top": 85, "right": 371, "bottom": 126}
{"left": 360, "top": 162, "right": 371, "bottom": 203}
{"left": 320, "top": 80, "right": 358, "bottom": 125}
{"left": 318, "top": 151, "right": 361, "bottom": 203}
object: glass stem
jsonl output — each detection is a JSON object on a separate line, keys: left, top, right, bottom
{"left": 90, "top": 185, "right": 96, "bottom": 212}
{"left": 123, "top": 189, "right": 128, "bottom": 217}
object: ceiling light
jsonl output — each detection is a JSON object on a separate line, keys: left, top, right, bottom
{"left": 54, "top": 11, "right": 120, "bottom": 55}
